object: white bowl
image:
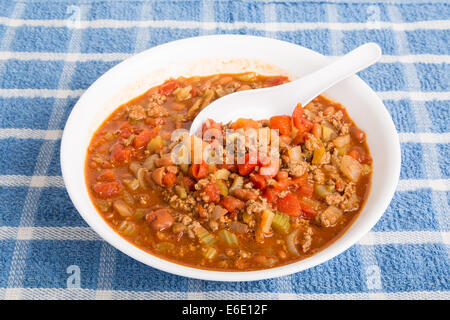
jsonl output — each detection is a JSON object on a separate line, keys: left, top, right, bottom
{"left": 61, "top": 35, "right": 401, "bottom": 282}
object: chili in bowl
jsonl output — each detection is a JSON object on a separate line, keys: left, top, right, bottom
{"left": 61, "top": 35, "right": 400, "bottom": 281}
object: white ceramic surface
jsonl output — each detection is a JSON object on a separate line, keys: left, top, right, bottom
{"left": 190, "top": 42, "right": 381, "bottom": 134}
{"left": 61, "top": 35, "right": 401, "bottom": 282}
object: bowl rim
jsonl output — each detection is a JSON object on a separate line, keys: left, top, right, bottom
{"left": 61, "top": 34, "right": 401, "bottom": 282}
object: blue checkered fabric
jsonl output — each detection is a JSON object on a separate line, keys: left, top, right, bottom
{"left": 0, "top": 0, "right": 448, "bottom": 300}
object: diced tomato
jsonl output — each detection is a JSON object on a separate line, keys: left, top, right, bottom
{"left": 145, "top": 117, "right": 165, "bottom": 126}
{"left": 197, "top": 204, "right": 207, "bottom": 218}
{"left": 237, "top": 153, "right": 258, "bottom": 176}
{"left": 119, "top": 122, "right": 133, "bottom": 138}
{"left": 296, "top": 118, "right": 313, "bottom": 134}
{"left": 190, "top": 162, "right": 209, "bottom": 179}
{"left": 273, "top": 179, "right": 289, "bottom": 191}
{"left": 264, "top": 76, "right": 289, "bottom": 87}
{"left": 349, "top": 146, "right": 372, "bottom": 164}
{"left": 93, "top": 181, "right": 121, "bottom": 198}
{"left": 263, "top": 187, "right": 279, "bottom": 203}
{"left": 97, "top": 170, "right": 116, "bottom": 182}
{"left": 276, "top": 171, "right": 289, "bottom": 180}
{"left": 259, "top": 157, "right": 279, "bottom": 178}
{"left": 221, "top": 196, "right": 245, "bottom": 212}
{"left": 292, "top": 103, "right": 304, "bottom": 128}
{"left": 111, "top": 144, "right": 131, "bottom": 163}
{"left": 289, "top": 174, "right": 308, "bottom": 187}
{"left": 230, "top": 118, "right": 259, "bottom": 130}
{"left": 133, "top": 128, "right": 158, "bottom": 149}
{"left": 269, "top": 115, "right": 292, "bottom": 136}
{"left": 162, "top": 172, "right": 177, "bottom": 188}
{"left": 219, "top": 163, "right": 237, "bottom": 172}
{"left": 250, "top": 174, "right": 267, "bottom": 190}
{"left": 298, "top": 199, "right": 317, "bottom": 219}
{"left": 296, "top": 182, "right": 314, "bottom": 198}
{"left": 292, "top": 103, "right": 313, "bottom": 133}
{"left": 159, "top": 79, "right": 178, "bottom": 96}
{"left": 276, "top": 193, "right": 301, "bottom": 217}
{"left": 182, "top": 176, "right": 195, "bottom": 191}
{"left": 238, "top": 162, "right": 257, "bottom": 176}
{"left": 202, "top": 118, "right": 223, "bottom": 140}
{"left": 292, "top": 131, "right": 308, "bottom": 145}
{"left": 204, "top": 182, "right": 221, "bottom": 203}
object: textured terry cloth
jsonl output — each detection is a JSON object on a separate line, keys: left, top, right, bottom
{"left": 0, "top": 0, "right": 449, "bottom": 300}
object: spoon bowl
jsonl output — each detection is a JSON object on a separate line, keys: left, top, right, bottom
{"left": 190, "top": 42, "right": 381, "bottom": 134}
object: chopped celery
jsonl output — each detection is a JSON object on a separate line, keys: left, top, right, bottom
{"left": 203, "top": 247, "right": 218, "bottom": 260}
{"left": 218, "top": 230, "right": 239, "bottom": 247}
{"left": 171, "top": 113, "right": 185, "bottom": 122}
{"left": 272, "top": 211, "right": 290, "bottom": 234}
{"left": 118, "top": 221, "right": 136, "bottom": 236}
{"left": 242, "top": 211, "right": 252, "bottom": 224}
{"left": 137, "top": 168, "right": 148, "bottom": 189}
{"left": 215, "top": 87, "right": 226, "bottom": 97}
{"left": 196, "top": 227, "right": 217, "bottom": 246}
{"left": 122, "top": 190, "right": 135, "bottom": 206}
{"left": 314, "top": 184, "right": 335, "bottom": 198}
{"left": 147, "top": 136, "right": 165, "bottom": 152}
{"left": 312, "top": 146, "right": 325, "bottom": 165}
{"left": 187, "top": 98, "right": 202, "bottom": 119}
{"left": 235, "top": 72, "right": 257, "bottom": 82}
{"left": 173, "top": 86, "right": 192, "bottom": 101}
{"left": 216, "top": 180, "right": 229, "bottom": 196}
{"left": 175, "top": 185, "right": 187, "bottom": 199}
{"left": 97, "top": 200, "right": 112, "bottom": 212}
{"left": 200, "top": 89, "right": 215, "bottom": 110}
{"left": 124, "top": 179, "right": 139, "bottom": 191}
{"left": 154, "top": 242, "right": 175, "bottom": 253}
{"left": 322, "top": 125, "right": 337, "bottom": 141}
{"left": 133, "top": 208, "right": 147, "bottom": 220}
{"left": 337, "top": 146, "right": 350, "bottom": 156}
{"left": 260, "top": 209, "right": 274, "bottom": 235}
{"left": 214, "top": 168, "right": 231, "bottom": 181}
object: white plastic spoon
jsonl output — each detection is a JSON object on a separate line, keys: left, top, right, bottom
{"left": 189, "top": 42, "right": 381, "bottom": 135}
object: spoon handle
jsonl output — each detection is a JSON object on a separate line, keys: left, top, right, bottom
{"left": 285, "top": 43, "right": 382, "bottom": 106}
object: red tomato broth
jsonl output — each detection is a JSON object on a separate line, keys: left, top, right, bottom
{"left": 85, "top": 73, "right": 372, "bottom": 271}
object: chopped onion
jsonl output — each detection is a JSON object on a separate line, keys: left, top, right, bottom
{"left": 137, "top": 168, "right": 148, "bottom": 189}
{"left": 333, "top": 135, "right": 351, "bottom": 148}
{"left": 288, "top": 146, "right": 303, "bottom": 162}
{"left": 230, "top": 221, "right": 248, "bottom": 234}
{"left": 286, "top": 229, "right": 300, "bottom": 256}
{"left": 211, "top": 205, "right": 228, "bottom": 221}
{"left": 143, "top": 154, "right": 159, "bottom": 170}
{"left": 129, "top": 161, "right": 141, "bottom": 176}
{"left": 113, "top": 200, "right": 133, "bottom": 217}
{"left": 340, "top": 155, "right": 362, "bottom": 182}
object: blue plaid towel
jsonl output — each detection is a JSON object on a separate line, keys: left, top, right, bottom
{"left": 0, "top": 0, "right": 448, "bottom": 300}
